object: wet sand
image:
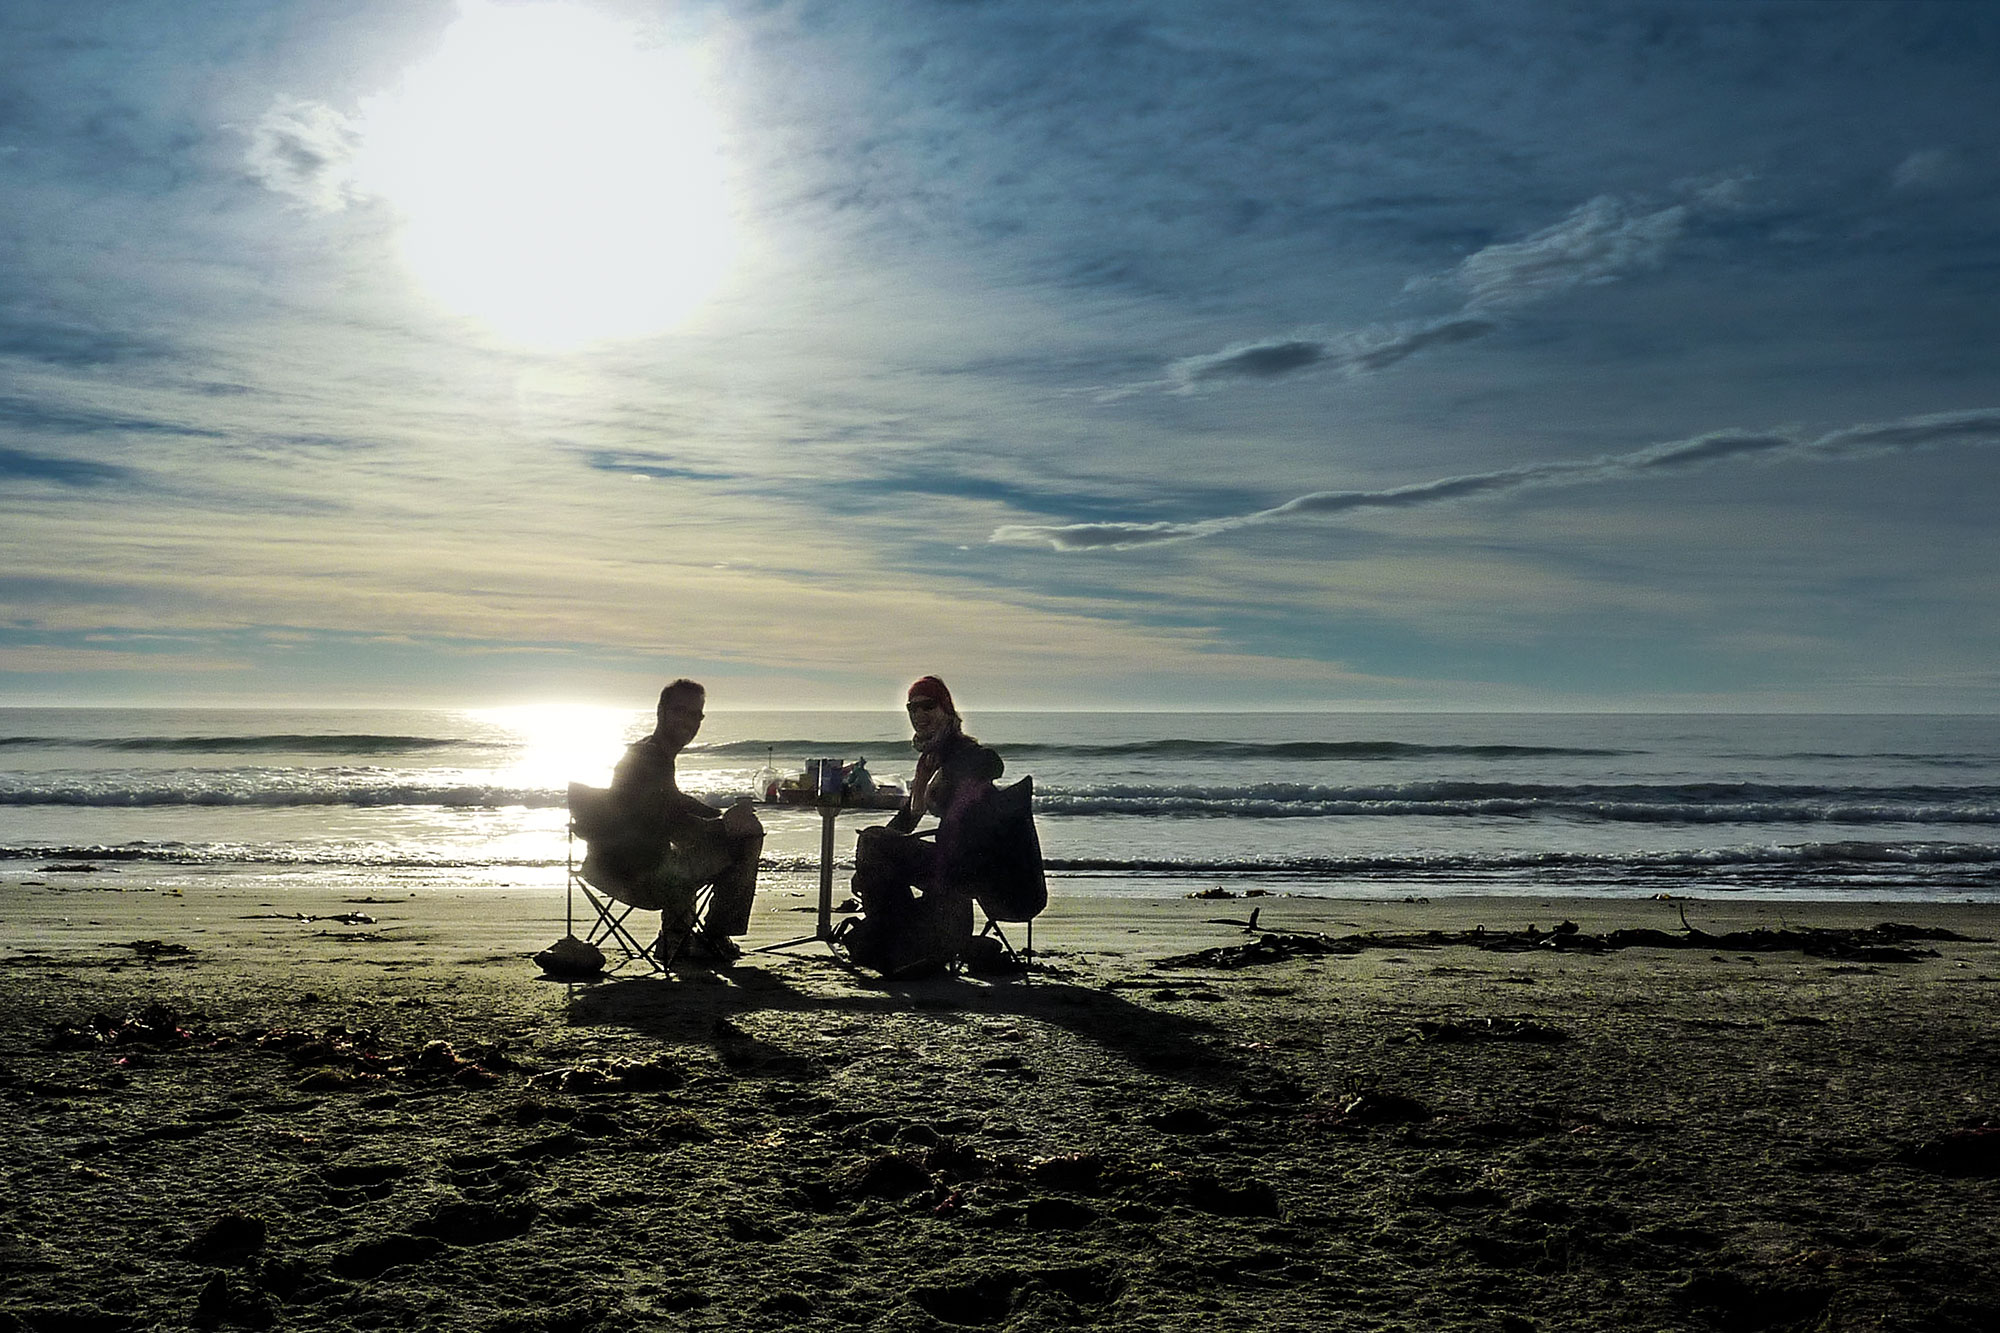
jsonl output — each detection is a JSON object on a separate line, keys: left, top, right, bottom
{"left": 3, "top": 874, "right": 1998, "bottom": 1332}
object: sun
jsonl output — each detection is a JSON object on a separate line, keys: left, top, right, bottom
{"left": 357, "top": 1, "right": 735, "bottom": 349}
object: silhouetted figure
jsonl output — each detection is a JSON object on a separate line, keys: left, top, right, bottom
{"left": 581, "top": 679, "right": 762, "bottom": 962}
{"left": 840, "top": 676, "right": 1003, "bottom": 976}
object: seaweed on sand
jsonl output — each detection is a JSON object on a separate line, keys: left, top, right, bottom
{"left": 1156, "top": 909, "right": 1974, "bottom": 971}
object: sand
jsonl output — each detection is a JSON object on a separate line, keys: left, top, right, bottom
{"left": 3, "top": 871, "right": 1998, "bottom": 1332}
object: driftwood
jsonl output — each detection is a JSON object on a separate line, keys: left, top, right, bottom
{"left": 1155, "top": 909, "right": 1973, "bottom": 971}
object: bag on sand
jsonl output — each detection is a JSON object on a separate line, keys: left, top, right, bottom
{"left": 534, "top": 934, "right": 605, "bottom": 978}
{"left": 832, "top": 904, "right": 962, "bottom": 980}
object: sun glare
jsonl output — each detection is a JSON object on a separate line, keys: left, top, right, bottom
{"left": 358, "top": 1, "right": 735, "bottom": 349}
{"left": 476, "top": 702, "right": 641, "bottom": 788}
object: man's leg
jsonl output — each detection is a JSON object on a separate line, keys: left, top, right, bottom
{"left": 645, "top": 869, "right": 702, "bottom": 963}
{"left": 655, "top": 824, "right": 754, "bottom": 961}
{"left": 703, "top": 833, "right": 762, "bottom": 939}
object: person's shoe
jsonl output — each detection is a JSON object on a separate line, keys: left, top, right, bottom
{"left": 684, "top": 932, "right": 740, "bottom": 963}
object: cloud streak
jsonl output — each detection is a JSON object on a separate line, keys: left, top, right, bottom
{"left": 990, "top": 409, "right": 2000, "bottom": 551}
{"left": 1442, "top": 193, "right": 1690, "bottom": 312}
{"left": 0, "top": 446, "right": 134, "bottom": 488}
{"left": 1151, "top": 181, "right": 1746, "bottom": 394}
{"left": 1168, "top": 317, "right": 1498, "bottom": 389}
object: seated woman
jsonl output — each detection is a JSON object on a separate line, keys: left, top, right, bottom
{"left": 579, "top": 679, "right": 763, "bottom": 962}
{"left": 840, "top": 676, "right": 1003, "bottom": 977}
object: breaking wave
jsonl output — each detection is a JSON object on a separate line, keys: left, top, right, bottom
{"left": 0, "top": 733, "right": 481, "bottom": 755}
{"left": 5, "top": 776, "right": 1999, "bottom": 825}
{"left": 6, "top": 839, "right": 1996, "bottom": 892}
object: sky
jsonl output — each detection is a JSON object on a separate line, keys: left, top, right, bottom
{"left": 4, "top": 0, "right": 1999, "bottom": 712}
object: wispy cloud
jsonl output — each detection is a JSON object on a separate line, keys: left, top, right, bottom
{"left": 1891, "top": 147, "right": 1965, "bottom": 193}
{"left": 0, "top": 446, "right": 134, "bottom": 488}
{"left": 1166, "top": 318, "right": 1497, "bottom": 390}
{"left": 242, "top": 97, "right": 364, "bottom": 212}
{"left": 0, "top": 395, "right": 227, "bottom": 439}
{"left": 1436, "top": 193, "right": 1689, "bottom": 311}
{"left": 990, "top": 409, "right": 2000, "bottom": 551}
{"left": 580, "top": 450, "right": 736, "bottom": 482}
{"left": 1142, "top": 179, "right": 1749, "bottom": 395}
{"left": 0, "top": 319, "right": 163, "bottom": 369}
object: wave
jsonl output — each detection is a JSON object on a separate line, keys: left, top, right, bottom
{"left": 5, "top": 777, "right": 2000, "bottom": 825}
{"left": 0, "top": 733, "right": 483, "bottom": 755}
{"left": 6, "top": 840, "right": 1996, "bottom": 884}
{"left": 0, "top": 782, "right": 567, "bottom": 809}
{"left": 693, "top": 738, "right": 1634, "bottom": 761}
{"left": 1031, "top": 780, "right": 2000, "bottom": 825}
{"left": 1045, "top": 840, "right": 2000, "bottom": 874}
{"left": 1058, "top": 777, "right": 2000, "bottom": 825}
{"left": 0, "top": 733, "right": 1625, "bottom": 762}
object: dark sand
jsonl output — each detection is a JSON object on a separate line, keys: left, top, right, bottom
{"left": 3, "top": 874, "right": 1998, "bottom": 1331}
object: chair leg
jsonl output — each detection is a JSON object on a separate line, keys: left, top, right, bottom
{"left": 653, "top": 883, "right": 725, "bottom": 966}
{"left": 577, "top": 877, "right": 666, "bottom": 973}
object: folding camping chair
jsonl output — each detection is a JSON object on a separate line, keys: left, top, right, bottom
{"left": 958, "top": 776, "right": 1048, "bottom": 975}
{"left": 566, "top": 782, "right": 714, "bottom": 972}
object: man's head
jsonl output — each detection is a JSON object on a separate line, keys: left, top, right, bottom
{"left": 906, "top": 675, "right": 958, "bottom": 748}
{"left": 655, "top": 678, "right": 706, "bottom": 749}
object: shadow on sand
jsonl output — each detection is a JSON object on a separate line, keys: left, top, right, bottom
{"left": 561, "top": 953, "right": 1238, "bottom": 1090}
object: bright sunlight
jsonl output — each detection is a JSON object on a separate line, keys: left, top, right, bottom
{"left": 357, "top": 1, "right": 734, "bottom": 349}
{"left": 473, "top": 702, "right": 640, "bottom": 789}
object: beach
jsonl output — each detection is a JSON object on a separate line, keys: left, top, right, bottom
{"left": 4, "top": 874, "right": 1998, "bottom": 1332}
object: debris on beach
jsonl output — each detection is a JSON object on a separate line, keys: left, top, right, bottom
{"left": 245, "top": 910, "right": 377, "bottom": 925}
{"left": 113, "top": 939, "right": 194, "bottom": 961}
{"left": 1399, "top": 1017, "right": 1570, "bottom": 1045}
{"left": 38, "top": 862, "right": 110, "bottom": 873}
{"left": 50, "top": 1001, "right": 212, "bottom": 1050}
{"left": 526, "top": 1052, "right": 684, "bottom": 1093}
{"left": 257, "top": 1024, "right": 503, "bottom": 1087}
{"left": 1155, "top": 913, "right": 1973, "bottom": 970}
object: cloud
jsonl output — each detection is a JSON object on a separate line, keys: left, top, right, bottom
{"left": 581, "top": 450, "right": 736, "bottom": 482}
{"left": 1891, "top": 147, "right": 1963, "bottom": 192}
{"left": 1165, "top": 317, "right": 1497, "bottom": 390}
{"left": 243, "top": 97, "right": 364, "bottom": 212}
{"left": 1442, "top": 194, "right": 1689, "bottom": 311}
{"left": 1153, "top": 180, "right": 1746, "bottom": 395}
{"left": 989, "top": 409, "right": 2000, "bottom": 551}
{"left": 0, "top": 319, "right": 162, "bottom": 369}
{"left": 0, "top": 446, "right": 133, "bottom": 488}
{"left": 1173, "top": 339, "right": 1330, "bottom": 384}
{"left": 0, "top": 395, "right": 226, "bottom": 438}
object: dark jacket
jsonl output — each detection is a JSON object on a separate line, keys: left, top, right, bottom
{"left": 588, "top": 736, "right": 719, "bottom": 880}
{"left": 887, "top": 731, "right": 1003, "bottom": 834}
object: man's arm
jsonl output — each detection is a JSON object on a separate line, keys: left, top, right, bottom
{"left": 612, "top": 741, "right": 719, "bottom": 831}
{"left": 662, "top": 787, "right": 721, "bottom": 827}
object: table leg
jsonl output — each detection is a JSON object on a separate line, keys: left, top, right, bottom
{"left": 818, "top": 804, "right": 837, "bottom": 939}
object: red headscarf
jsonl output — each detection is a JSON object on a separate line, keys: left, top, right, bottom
{"left": 907, "top": 675, "right": 956, "bottom": 716}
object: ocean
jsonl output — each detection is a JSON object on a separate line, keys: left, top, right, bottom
{"left": 3, "top": 707, "right": 1998, "bottom": 904}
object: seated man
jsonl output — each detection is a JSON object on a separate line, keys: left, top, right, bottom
{"left": 580, "top": 679, "right": 763, "bottom": 962}
{"left": 841, "top": 675, "right": 1003, "bottom": 976}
